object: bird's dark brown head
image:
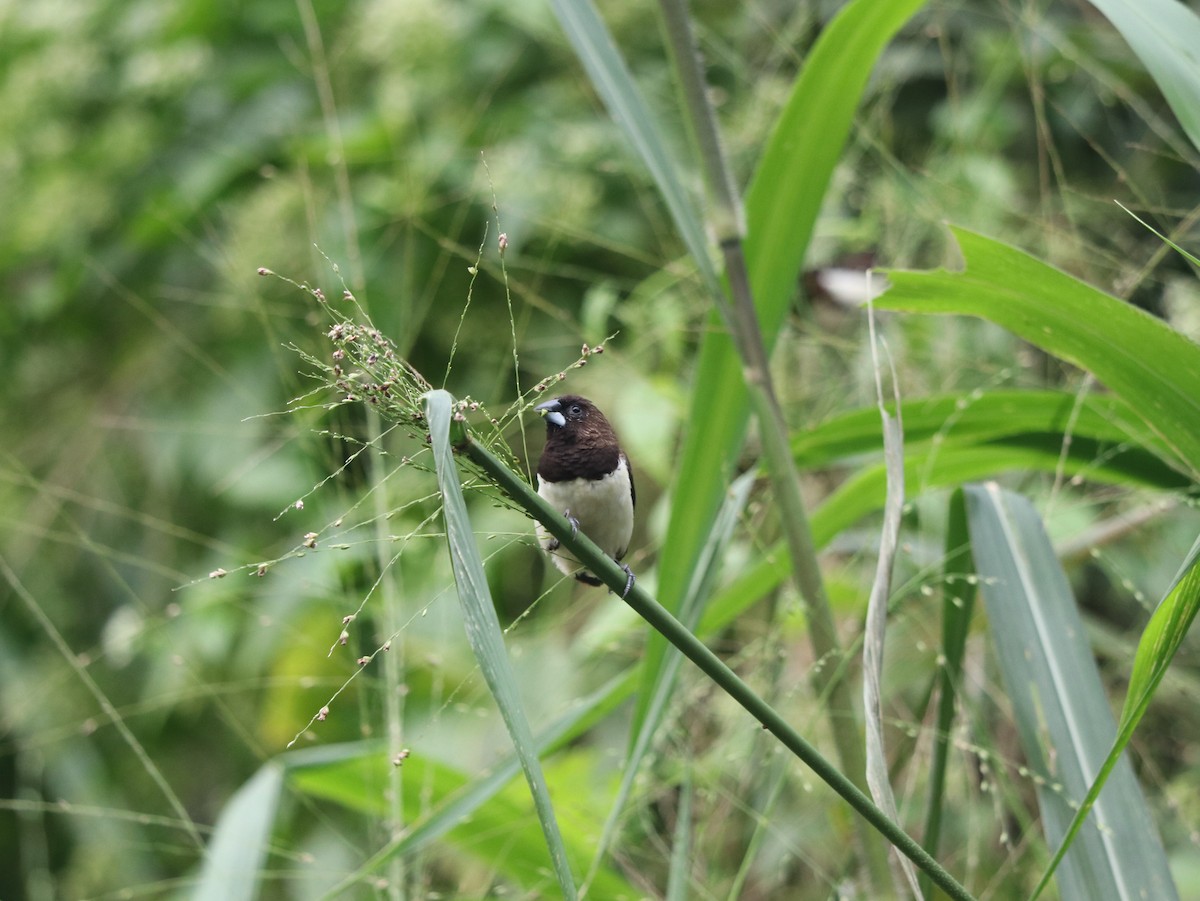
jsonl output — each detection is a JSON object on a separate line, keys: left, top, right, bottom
{"left": 535, "top": 395, "right": 622, "bottom": 482}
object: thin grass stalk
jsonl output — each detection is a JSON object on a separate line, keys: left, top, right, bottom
{"left": 655, "top": 0, "right": 889, "bottom": 884}
{"left": 365, "top": 407, "right": 408, "bottom": 899}
{"left": 921, "top": 491, "right": 976, "bottom": 896}
{"left": 457, "top": 431, "right": 976, "bottom": 901}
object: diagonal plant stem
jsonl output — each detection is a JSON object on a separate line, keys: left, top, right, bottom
{"left": 654, "top": 0, "right": 889, "bottom": 885}
{"left": 455, "top": 429, "right": 976, "bottom": 901}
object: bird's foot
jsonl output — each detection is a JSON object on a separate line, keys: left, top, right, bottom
{"left": 618, "top": 563, "right": 635, "bottom": 599}
{"left": 563, "top": 509, "right": 580, "bottom": 538}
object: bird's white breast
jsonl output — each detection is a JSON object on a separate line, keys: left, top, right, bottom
{"left": 536, "top": 455, "right": 634, "bottom": 576}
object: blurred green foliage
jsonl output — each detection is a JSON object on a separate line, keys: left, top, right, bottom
{"left": 2, "top": 0, "right": 1199, "bottom": 898}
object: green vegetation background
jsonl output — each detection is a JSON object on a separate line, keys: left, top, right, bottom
{"left": 2, "top": 0, "right": 1199, "bottom": 898}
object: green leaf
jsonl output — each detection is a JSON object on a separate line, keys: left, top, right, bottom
{"left": 920, "top": 489, "right": 977, "bottom": 896}
{"left": 963, "top": 484, "right": 1178, "bottom": 901}
{"left": 644, "top": 0, "right": 929, "bottom": 736}
{"left": 792, "top": 389, "right": 1172, "bottom": 470}
{"left": 285, "top": 741, "right": 639, "bottom": 899}
{"left": 1087, "top": 0, "right": 1200, "bottom": 156}
{"left": 695, "top": 384, "right": 1190, "bottom": 641}
{"left": 194, "top": 763, "right": 284, "bottom": 901}
{"left": 1034, "top": 533, "right": 1200, "bottom": 897}
{"left": 547, "top": 0, "right": 715, "bottom": 289}
{"left": 880, "top": 227, "right": 1200, "bottom": 478}
{"left": 860, "top": 371, "right": 916, "bottom": 894}
{"left": 1120, "top": 535, "right": 1200, "bottom": 740}
{"left": 424, "top": 389, "right": 578, "bottom": 900}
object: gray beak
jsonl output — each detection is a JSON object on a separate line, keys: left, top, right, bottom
{"left": 535, "top": 399, "right": 566, "bottom": 428}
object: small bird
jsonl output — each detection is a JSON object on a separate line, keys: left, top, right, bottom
{"left": 534, "top": 395, "right": 636, "bottom": 597}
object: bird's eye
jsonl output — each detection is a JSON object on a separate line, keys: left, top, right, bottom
{"left": 569, "top": 404, "right": 583, "bottom": 416}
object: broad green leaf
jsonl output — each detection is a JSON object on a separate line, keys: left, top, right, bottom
{"left": 1087, "top": 0, "right": 1200, "bottom": 155}
{"left": 424, "top": 390, "right": 577, "bottom": 899}
{"left": 699, "top": 435, "right": 1188, "bottom": 640}
{"left": 194, "top": 763, "right": 284, "bottom": 901}
{"left": 880, "top": 227, "right": 1200, "bottom": 478}
{"left": 792, "top": 389, "right": 1171, "bottom": 469}
{"left": 1034, "top": 533, "right": 1200, "bottom": 897}
{"left": 645, "top": 0, "right": 929, "bottom": 732}
{"left": 963, "top": 484, "right": 1177, "bottom": 901}
{"left": 285, "top": 742, "right": 639, "bottom": 900}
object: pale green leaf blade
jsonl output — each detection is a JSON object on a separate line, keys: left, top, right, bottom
{"left": 424, "top": 389, "right": 577, "bottom": 900}
{"left": 194, "top": 763, "right": 284, "bottom": 901}
{"left": 860, "top": 399, "right": 917, "bottom": 895}
{"left": 547, "top": 0, "right": 714, "bottom": 287}
{"left": 880, "top": 227, "right": 1200, "bottom": 478}
{"left": 963, "top": 483, "right": 1177, "bottom": 901}
{"left": 1088, "top": 0, "right": 1200, "bottom": 155}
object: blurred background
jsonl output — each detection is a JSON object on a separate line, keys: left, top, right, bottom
{"left": 2, "top": 0, "right": 1199, "bottom": 898}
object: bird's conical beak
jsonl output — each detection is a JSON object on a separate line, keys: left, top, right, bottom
{"left": 535, "top": 399, "right": 566, "bottom": 428}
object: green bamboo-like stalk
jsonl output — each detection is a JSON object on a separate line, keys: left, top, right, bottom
{"left": 456, "top": 429, "right": 976, "bottom": 901}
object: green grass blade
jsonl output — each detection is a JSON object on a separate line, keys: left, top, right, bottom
{"left": 665, "top": 771, "right": 694, "bottom": 901}
{"left": 1117, "top": 201, "right": 1200, "bottom": 267}
{"left": 1120, "top": 535, "right": 1200, "bottom": 745}
{"left": 920, "top": 489, "right": 977, "bottom": 897}
{"left": 194, "top": 763, "right": 284, "bottom": 901}
{"left": 424, "top": 389, "right": 578, "bottom": 900}
{"left": 643, "top": 0, "right": 929, "bottom": 736}
{"left": 860, "top": 392, "right": 916, "bottom": 895}
{"left": 880, "top": 227, "right": 1200, "bottom": 478}
{"left": 1088, "top": 0, "right": 1200, "bottom": 155}
{"left": 1033, "top": 534, "right": 1200, "bottom": 898}
{"left": 547, "top": 0, "right": 715, "bottom": 289}
{"left": 963, "top": 483, "right": 1178, "bottom": 901}
{"left": 588, "top": 471, "right": 755, "bottom": 880}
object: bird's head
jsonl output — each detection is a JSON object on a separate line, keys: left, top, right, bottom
{"left": 534, "top": 395, "right": 615, "bottom": 445}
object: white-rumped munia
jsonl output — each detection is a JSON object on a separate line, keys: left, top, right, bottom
{"left": 534, "top": 395, "right": 635, "bottom": 597}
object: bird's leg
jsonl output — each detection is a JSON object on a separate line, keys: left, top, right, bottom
{"left": 562, "top": 508, "right": 580, "bottom": 538}
{"left": 618, "top": 563, "right": 635, "bottom": 599}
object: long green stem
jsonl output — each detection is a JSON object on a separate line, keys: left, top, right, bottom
{"left": 656, "top": 0, "right": 889, "bottom": 885}
{"left": 366, "top": 408, "right": 407, "bottom": 900}
{"left": 458, "top": 433, "right": 976, "bottom": 901}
